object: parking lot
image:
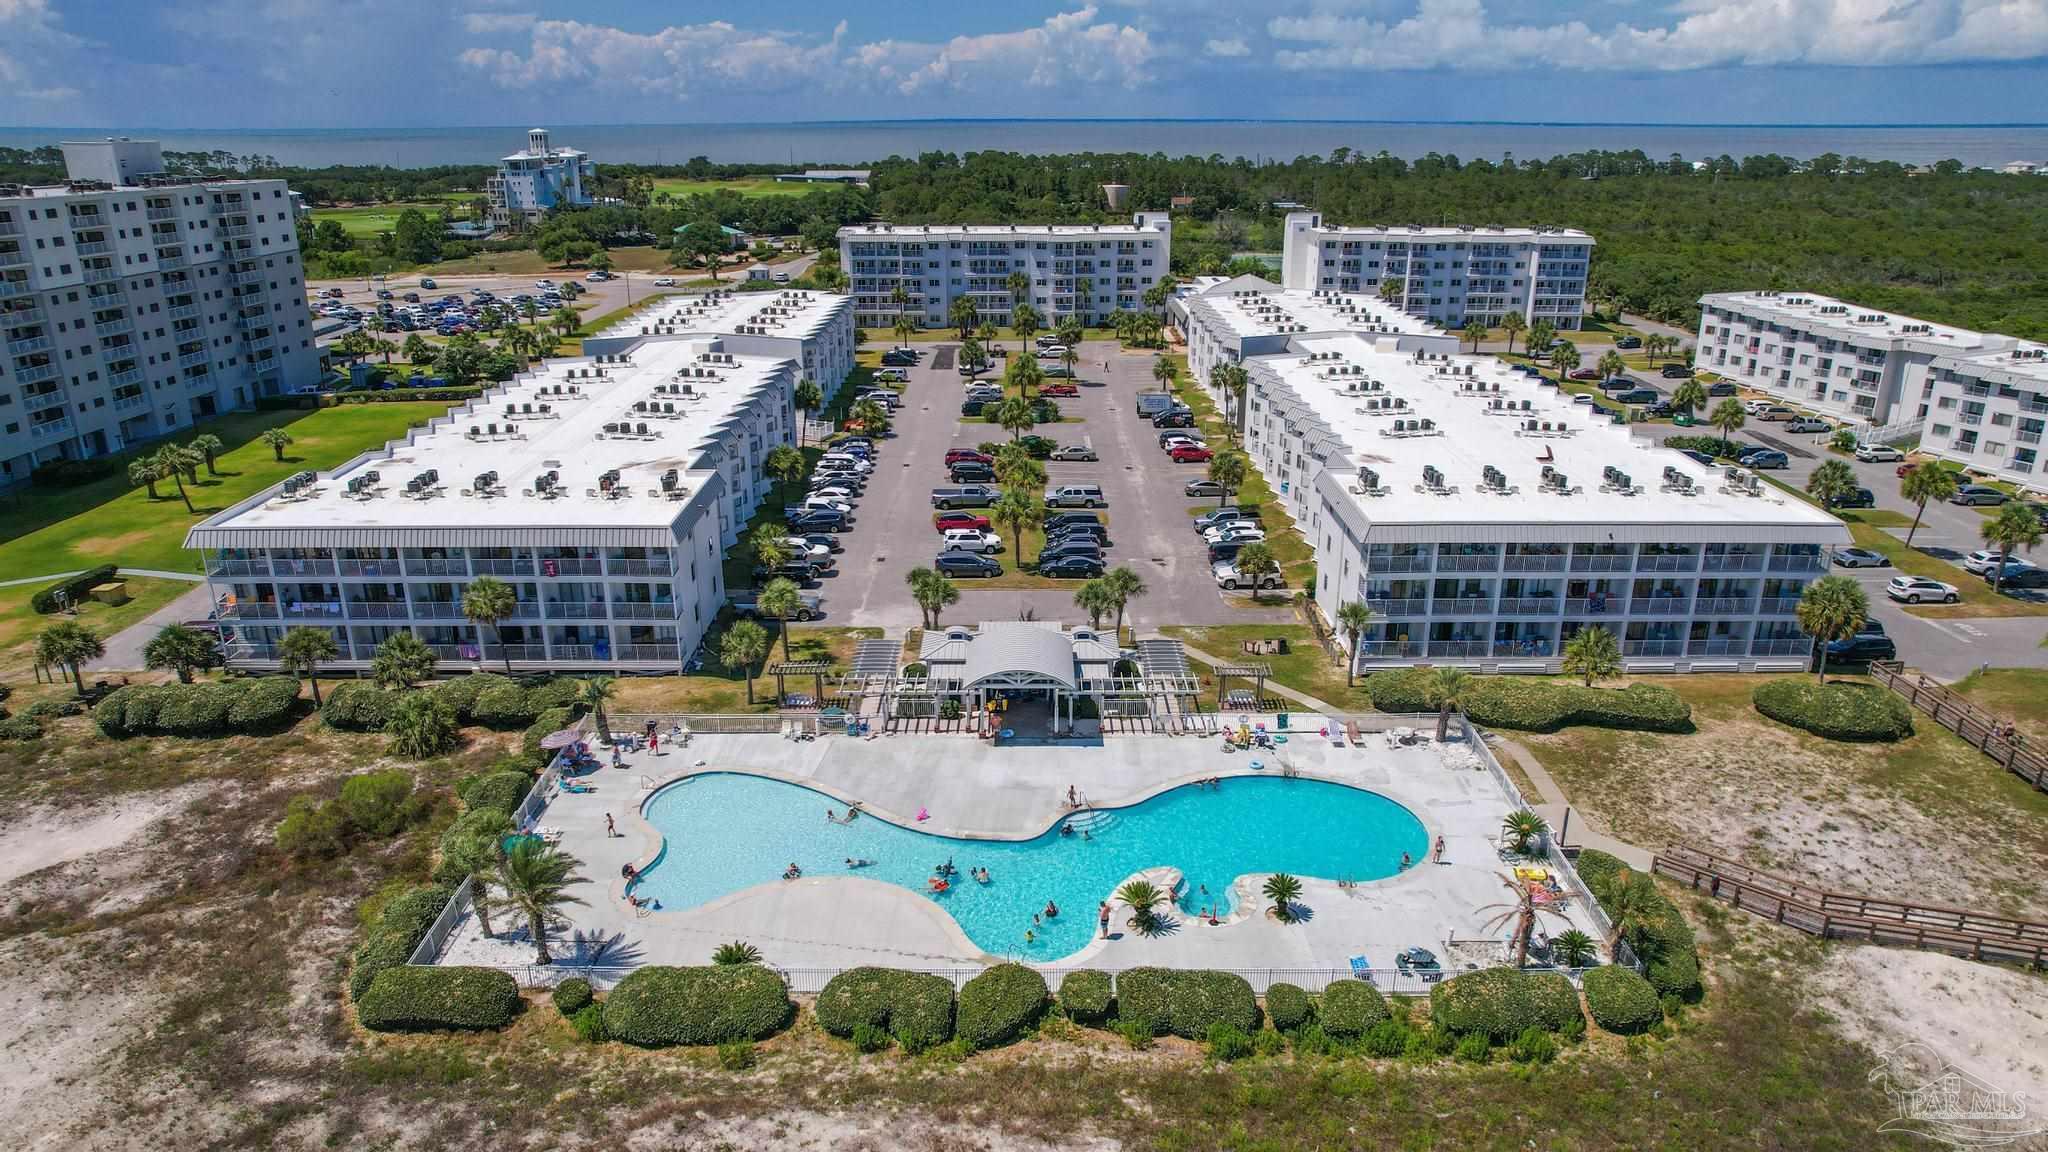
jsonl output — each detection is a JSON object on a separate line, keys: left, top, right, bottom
{"left": 802, "top": 339, "right": 1295, "bottom": 632}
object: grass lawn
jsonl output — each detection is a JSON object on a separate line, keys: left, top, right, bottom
{"left": 0, "top": 576, "right": 192, "bottom": 681}
{"left": 1163, "top": 354, "right": 1314, "bottom": 585}
{"left": 650, "top": 177, "right": 817, "bottom": 200}
{"left": 1162, "top": 623, "right": 1369, "bottom": 711}
{"left": 310, "top": 202, "right": 469, "bottom": 238}
{"left": 1950, "top": 667, "right": 2048, "bottom": 747}
{"left": 606, "top": 625, "right": 881, "bottom": 714}
{"left": 0, "top": 402, "right": 450, "bottom": 582}
{"left": 428, "top": 246, "right": 682, "bottom": 278}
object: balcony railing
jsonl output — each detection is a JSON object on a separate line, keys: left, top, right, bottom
{"left": 345, "top": 601, "right": 412, "bottom": 619}
{"left": 0, "top": 279, "right": 33, "bottom": 298}
{"left": 1693, "top": 596, "right": 1755, "bottom": 615}
{"left": 282, "top": 601, "right": 346, "bottom": 620}
{"left": 539, "top": 558, "right": 603, "bottom": 576}
{"left": 1426, "top": 640, "right": 1490, "bottom": 659}
{"left": 409, "top": 600, "right": 460, "bottom": 617}
{"left": 206, "top": 558, "right": 270, "bottom": 577}
{"left": 1624, "top": 640, "right": 1685, "bottom": 657}
{"left": 549, "top": 644, "right": 597, "bottom": 662}
{"left": 614, "top": 644, "right": 681, "bottom": 663}
{"left": 1564, "top": 597, "right": 1621, "bottom": 615}
{"left": 112, "top": 392, "right": 147, "bottom": 412}
{"left": 403, "top": 557, "right": 468, "bottom": 576}
{"left": 1355, "top": 641, "right": 1424, "bottom": 659}
{"left": 607, "top": 559, "right": 674, "bottom": 576}
{"left": 1496, "top": 596, "right": 1561, "bottom": 615}
{"left": 1570, "top": 555, "right": 1633, "bottom": 572}
{"left": 608, "top": 602, "right": 677, "bottom": 620}
{"left": 83, "top": 265, "right": 119, "bottom": 284}
{"left": 168, "top": 303, "right": 201, "bottom": 322}
{"left": 0, "top": 219, "right": 19, "bottom": 236}
{"left": 220, "top": 602, "right": 280, "bottom": 620}
{"left": 0, "top": 249, "right": 26, "bottom": 269}
{"left": 156, "top": 252, "right": 186, "bottom": 271}
{"left": 74, "top": 241, "right": 112, "bottom": 256}
{"left": 243, "top": 334, "right": 275, "bottom": 354}
{"left": 1369, "top": 555, "right": 1433, "bottom": 574}
{"left": 1751, "top": 638, "right": 1808, "bottom": 656}
{"left": 1635, "top": 554, "right": 1699, "bottom": 572}
{"left": 6, "top": 335, "right": 50, "bottom": 356}
{"left": 1688, "top": 638, "right": 1749, "bottom": 656}
{"left": 1436, "top": 555, "right": 1501, "bottom": 572}
{"left": 1757, "top": 597, "right": 1802, "bottom": 615}
{"left": 547, "top": 602, "right": 609, "bottom": 619}
{"left": 94, "top": 317, "right": 133, "bottom": 338}
{"left": 1768, "top": 555, "right": 1825, "bottom": 572}
{"left": 22, "top": 389, "right": 65, "bottom": 412}
{"left": 227, "top": 265, "right": 266, "bottom": 288}
{"left": 270, "top": 559, "right": 336, "bottom": 576}
{"left": 1365, "top": 597, "right": 1427, "bottom": 616}
{"left": 337, "top": 559, "right": 403, "bottom": 577}
{"left": 176, "top": 349, "right": 210, "bottom": 369}
{"left": 1501, "top": 554, "right": 1568, "bottom": 572}
{"left": 146, "top": 205, "right": 178, "bottom": 222}
{"left": 1435, "top": 598, "right": 1494, "bottom": 616}
{"left": 1631, "top": 596, "right": 1693, "bottom": 616}
{"left": 486, "top": 644, "right": 550, "bottom": 662}
{"left": 468, "top": 559, "right": 534, "bottom": 576}
{"left": 424, "top": 645, "right": 470, "bottom": 661}
{"left": 1702, "top": 554, "right": 1765, "bottom": 572}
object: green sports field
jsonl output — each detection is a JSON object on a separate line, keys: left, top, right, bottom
{"left": 650, "top": 177, "right": 819, "bottom": 200}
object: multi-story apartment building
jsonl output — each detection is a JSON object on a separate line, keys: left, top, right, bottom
{"left": 1180, "top": 286, "right": 1849, "bottom": 673}
{"left": 1172, "top": 276, "right": 1457, "bottom": 396}
{"left": 1919, "top": 343, "right": 2048, "bottom": 486}
{"left": 585, "top": 288, "right": 857, "bottom": 402}
{"left": 840, "top": 214, "right": 1171, "bottom": 331}
{"left": 1280, "top": 212, "right": 1594, "bottom": 330}
{"left": 0, "top": 139, "right": 319, "bottom": 484}
{"left": 487, "top": 129, "right": 594, "bottom": 227}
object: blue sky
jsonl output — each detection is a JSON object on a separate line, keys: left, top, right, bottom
{"left": 5, "top": 0, "right": 2048, "bottom": 129}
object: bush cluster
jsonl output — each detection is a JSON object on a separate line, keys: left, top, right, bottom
{"left": 94, "top": 677, "right": 301, "bottom": 737}
{"left": 524, "top": 706, "right": 577, "bottom": 766}
{"left": 552, "top": 978, "right": 594, "bottom": 1016}
{"left": 31, "top": 458, "right": 121, "bottom": 487}
{"left": 1575, "top": 850, "right": 1704, "bottom": 1000}
{"left": 458, "top": 770, "right": 533, "bottom": 816}
{"left": 1114, "top": 969, "right": 1259, "bottom": 1040}
{"left": 1582, "top": 966, "right": 1663, "bottom": 1034}
{"left": 1664, "top": 435, "right": 1745, "bottom": 459}
{"left": 322, "top": 681, "right": 402, "bottom": 731}
{"left": 1428, "top": 968, "right": 1583, "bottom": 1042}
{"left": 347, "top": 882, "right": 453, "bottom": 1001}
{"left": 1263, "top": 982, "right": 1313, "bottom": 1033}
{"left": 324, "top": 675, "right": 583, "bottom": 738}
{"left": 1055, "top": 970, "right": 1115, "bottom": 1025}
{"left": 1317, "top": 980, "right": 1391, "bottom": 1039}
{"left": 358, "top": 966, "right": 520, "bottom": 1033}
{"left": 955, "top": 964, "right": 1049, "bottom": 1051}
{"left": 1364, "top": 670, "right": 1692, "bottom": 734}
{"left": 30, "top": 564, "right": 117, "bottom": 613}
{"left": 814, "top": 967, "right": 957, "bottom": 1053}
{"left": 601, "top": 965, "right": 793, "bottom": 1048}
{"left": 283, "top": 769, "right": 426, "bottom": 864}
{"left": 1753, "top": 678, "right": 1914, "bottom": 742}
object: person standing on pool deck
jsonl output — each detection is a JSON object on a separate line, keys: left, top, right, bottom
{"left": 1098, "top": 901, "right": 1112, "bottom": 937}
{"left": 1432, "top": 835, "right": 1446, "bottom": 864}
{"left": 605, "top": 813, "right": 616, "bottom": 838}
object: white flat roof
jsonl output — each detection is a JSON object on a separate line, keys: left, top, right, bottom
{"left": 201, "top": 339, "right": 786, "bottom": 535}
{"left": 1193, "top": 286, "right": 1442, "bottom": 343}
{"left": 595, "top": 288, "right": 849, "bottom": 344}
{"left": 1699, "top": 290, "right": 1997, "bottom": 352}
{"left": 501, "top": 148, "right": 588, "bottom": 163}
{"left": 1265, "top": 336, "right": 1843, "bottom": 534}
{"left": 1302, "top": 223, "right": 1593, "bottom": 243}
{"left": 841, "top": 221, "right": 1166, "bottom": 239}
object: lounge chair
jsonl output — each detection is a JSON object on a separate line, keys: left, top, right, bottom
{"left": 1348, "top": 954, "right": 1375, "bottom": 984}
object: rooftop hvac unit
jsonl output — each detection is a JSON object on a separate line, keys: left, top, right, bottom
{"left": 660, "top": 469, "right": 679, "bottom": 492}
{"left": 1546, "top": 470, "right": 1570, "bottom": 493}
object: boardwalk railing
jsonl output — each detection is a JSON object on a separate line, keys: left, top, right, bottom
{"left": 611, "top": 712, "right": 814, "bottom": 736}
{"left": 1654, "top": 844, "right": 2048, "bottom": 968}
{"left": 1868, "top": 661, "right": 2048, "bottom": 793}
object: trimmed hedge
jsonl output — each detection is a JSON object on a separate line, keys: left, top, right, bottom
{"left": 1429, "top": 968, "right": 1582, "bottom": 1042}
{"left": 1056, "top": 970, "right": 1116, "bottom": 1026}
{"left": 1753, "top": 679, "right": 1914, "bottom": 742}
{"left": 955, "top": 964, "right": 1049, "bottom": 1050}
{"left": 552, "top": 978, "right": 594, "bottom": 1016}
{"left": 31, "top": 564, "right": 117, "bottom": 614}
{"left": 358, "top": 966, "right": 520, "bottom": 1033}
{"left": 815, "top": 967, "right": 957, "bottom": 1051}
{"left": 525, "top": 677, "right": 583, "bottom": 713}
{"left": 348, "top": 882, "right": 453, "bottom": 1001}
{"left": 1264, "top": 982, "right": 1313, "bottom": 1033}
{"left": 433, "top": 673, "right": 511, "bottom": 724}
{"left": 472, "top": 681, "right": 540, "bottom": 729}
{"left": 1365, "top": 670, "right": 1692, "bottom": 734}
{"left": 323, "top": 681, "right": 402, "bottom": 731}
{"left": 1115, "top": 968, "right": 1259, "bottom": 1039}
{"left": 1575, "top": 849, "right": 1704, "bottom": 1000}
{"left": 94, "top": 678, "right": 301, "bottom": 737}
{"left": 1317, "top": 979, "right": 1390, "bottom": 1039}
{"left": 1583, "top": 966, "right": 1663, "bottom": 1035}
{"left": 602, "top": 965, "right": 793, "bottom": 1047}
{"left": 458, "top": 770, "right": 532, "bottom": 816}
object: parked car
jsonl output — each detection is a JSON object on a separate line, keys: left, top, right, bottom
{"left": 1645, "top": 400, "right": 1676, "bottom": 418}
{"left": 949, "top": 462, "right": 995, "bottom": 483}
{"left": 652, "top": 277, "right": 676, "bottom": 287}
{"left": 1204, "top": 524, "right": 1266, "bottom": 546}
{"left": 1989, "top": 565, "right": 2048, "bottom": 590}
{"left": 934, "top": 550, "right": 1002, "bottom": 578}
{"left": 1678, "top": 449, "right": 1717, "bottom": 468}
{"left": 1743, "top": 450, "right": 1789, "bottom": 470}
{"left": 418, "top": 278, "right": 437, "bottom": 289}
{"left": 1962, "top": 549, "right": 2011, "bottom": 574}
{"left": 1831, "top": 547, "right": 1890, "bottom": 568}
{"left": 1046, "top": 522, "right": 1109, "bottom": 546}
{"left": 1660, "top": 363, "right": 1695, "bottom": 379}
{"left": 1614, "top": 388, "right": 1659, "bottom": 405}
{"left": 1195, "top": 507, "right": 1261, "bottom": 533}
{"left": 930, "top": 485, "right": 998, "bottom": 509}
{"left": 1826, "top": 487, "right": 1876, "bottom": 510}
{"left": 1568, "top": 368, "right": 1599, "bottom": 381}
{"left": 944, "top": 449, "right": 993, "bottom": 467}
{"left": 1819, "top": 625, "right": 1895, "bottom": 667}
{"left": 799, "top": 533, "right": 843, "bottom": 554}
{"left": 1756, "top": 405, "right": 1798, "bottom": 422}
{"left": 1184, "top": 479, "right": 1227, "bottom": 498}
{"left": 960, "top": 399, "right": 989, "bottom": 417}
{"left": 1049, "top": 444, "right": 1097, "bottom": 461}
{"left": 730, "top": 590, "right": 821, "bottom": 621}
{"left": 750, "top": 560, "right": 820, "bottom": 585}
{"left": 1707, "top": 381, "right": 1738, "bottom": 396}
{"left": 941, "top": 528, "right": 1002, "bottom": 554}
{"left": 1045, "top": 484, "right": 1106, "bottom": 509}
{"left": 1038, "top": 539, "right": 1105, "bottom": 564}
{"left": 873, "top": 369, "right": 908, "bottom": 384}
{"left": 1786, "top": 417, "right": 1832, "bottom": 434}
{"left": 1151, "top": 408, "right": 1195, "bottom": 428}
{"left": 1951, "top": 484, "right": 2009, "bottom": 506}
{"left": 933, "top": 511, "right": 993, "bottom": 532}
{"left": 1854, "top": 443, "right": 1904, "bottom": 462}
{"left": 1213, "top": 560, "right": 1284, "bottom": 591}
{"left": 1981, "top": 558, "right": 2039, "bottom": 585}
{"left": 1169, "top": 444, "right": 1214, "bottom": 463}
{"left": 785, "top": 509, "right": 847, "bottom": 532}
{"left": 1044, "top": 511, "right": 1103, "bottom": 532}
{"left": 1041, "top": 381, "right": 1079, "bottom": 396}
{"left": 1614, "top": 335, "right": 1643, "bottom": 349}
{"left": 1160, "top": 431, "right": 1206, "bottom": 450}
{"left": 1034, "top": 554, "right": 1102, "bottom": 578}
{"left": 1886, "top": 575, "right": 1959, "bottom": 604}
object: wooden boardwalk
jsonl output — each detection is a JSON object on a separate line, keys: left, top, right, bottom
{"left": 1869, "top": 660, "right": 2048, "bottom": 792}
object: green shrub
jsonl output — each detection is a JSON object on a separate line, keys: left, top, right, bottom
{"left": 1361, "top": 1018, "right": 1409, "bottom": 1057}
{"left": 955, "top": 964, "right": 1048, "bottom": 1051}
{"left": 1524, "top": 971, "right": 1584, "bottom": 1033}
{"left": 347, "top": 932, "right": 418, "bottom": 1003}
{"left": 1577, "top": 850, "right": 1703, "bottom": 1001}
{"left": 1429, "top": 968, "right": 1580, "bottom": 1042}
{"left": 1647, "top": 949, "right": 1702, "bottom": 999}
{"left": 1753, "top": 678, "right": 1913, "bottom": 742}
{"left": 602, "top": 965, "right": 793, "bottom": 1047}
{"left": 472, "top": 681, "right": 539, "bottom": 729}
{"left": 1365, "top": 670, "right": 1692, "bottom": 734}
{"left": 1583, "top": 966, "right": 1662, "bottom": 1034}
{"left": 157, "top": 682, "right": 241, "bottom": 735}
{"left": 1317, "top": 979, "right": 1391, "bottom": 1039}
{"left": 433, "top": 673, "right": 511, "bottom": 723}
{"left": 225, "top": 676, "right": 302, "bottom": 732}
{"left": 1056, "top": 969, "right": 1115, "bottom": 1026}
{"left": 1508, "top": 1026, "right": 1557, "bottom": 1064}
{"left": 277, "top": 794, "right": 351, "bottom": 861}
{"left": 347, "top": 883, "right": 451, "bottom": 1001}
{"left": 851, "top": 1022, "right": 891, "bottom": 1053}
{"left": 31, "top": 564, "right": 117, "bottom": 614}
{"left": 458, "top": 770, "right": 532, "bottom": 816}
{"left": 358, "top": 966, "right": 520, "bottom": 1033}
{"left": 815, "top": 967, "right": 957, "bottom": 1052}
{"left": 0, "top": 715, "right": 43, "bottom": 741}
{"left": 570, "top": 1003, "right": 607, "bottom": 1041}
{"left": 1206, "top": 1022, "right": 1254, "bottom": 1061}
{"left": 340, "top": 770, "right": 418, "bottom": 837}
{"left": 96, "top": 679, "right": 299, "bottom": 738}
{"left": 552, "top": 978, "right": 594, "bottom": 1016}
{"left": 1116, "top": 1016, "right": 1154, "bottom": 1050}
{"left": 1114, "top": 969, "right": 1259, "bottom": 1040}
{"left": 523, "top": 706, "right": 575, "bottom": 766}
{"left": 717, "top": 1040, "right": 756, "bottom": 1070}
{"left": 1292, "top": 1022, "right": 1335, "bottom": 1057}
{"left": 1453, "top": 1032, "right": 1492, "bottom": 1063}
{"left": 524, "top": 677, "right": 582, "bottom": 713}
{"left": 1264, "top": 982, "right": 1313, "bottom": 1033}
{"left": 323, "top": 681, "right": 402, "bottom": 731}
{"left": 1253, "top": 1028, "right": 1286, "bottom": 1057}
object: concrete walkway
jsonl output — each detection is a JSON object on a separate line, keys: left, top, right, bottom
{"left": 2, "top": 567, "right": 205, "bottom": 588}
{"left": 1492, "top": 736, "right": 1654, "bottom": 871}
{"left": 86, "top": 583, "right": 215, "bottom": 673}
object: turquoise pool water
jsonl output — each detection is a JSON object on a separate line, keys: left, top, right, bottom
{"left": 634, "top": 772, "right": 1429, "bottom": 960}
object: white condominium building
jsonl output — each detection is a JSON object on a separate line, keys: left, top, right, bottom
{"left": 1280, "top": 212, "right": 1594, "bottom": 330}
{"left": 1920, "top": 344, "right": 2048, "bottom": 487}
{"left": 586, "top": 287, "right": 856, "bottom": 403}
{"left": 0, "top": 139, "right": 319, "bottom": 484}
{"left": 187, "top": 291, "right": 859, "bottom": 675}
{"left": 1179, "top": 286, "right": 1849, "bottom": 674}
{"left": 840, "top": 213, "right": 1172, "bottom": 331}
{"left": 488, "top": 129, "right": 594, "bottom": 227}
{"left": 1171, "top": 275, "right": 1456, "bottom": 396}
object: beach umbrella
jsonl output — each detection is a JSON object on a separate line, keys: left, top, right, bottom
{"left": 538, "top": 728, "right": 582, "bottom": 750}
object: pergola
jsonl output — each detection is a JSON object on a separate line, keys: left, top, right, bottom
{"left": 1213, "top": 662, "right": 1272, "bottom": 711}
{"left": 766, "top": 660, "right": 833, "bottom": 710}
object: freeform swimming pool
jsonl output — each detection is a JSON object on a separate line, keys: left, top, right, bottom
{"left": 633, "top": 772, "right": 1429, "bottom": 961}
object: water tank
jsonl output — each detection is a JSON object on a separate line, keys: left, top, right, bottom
{"left": 1100, "top": 183, "right": 1130, "bottom": 210}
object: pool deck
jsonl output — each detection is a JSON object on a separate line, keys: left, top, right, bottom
{"left": 437, "top": 724, "right": 1609, "bottom": 985}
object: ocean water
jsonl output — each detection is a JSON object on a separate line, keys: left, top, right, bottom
{"left": 4, "top": 120, "right": 2047, "bottom": 169}
{"left": 632, "top": 771, "right": 1429, "bottom": 961}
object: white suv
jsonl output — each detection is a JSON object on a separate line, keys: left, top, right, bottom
{"left": 1854, "top": 443, "right": 1903, "bottom": 462}
{"left": 941, "top": 528, "right": 1001, "bottom": 554}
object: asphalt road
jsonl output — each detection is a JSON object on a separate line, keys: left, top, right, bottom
{"left": 816, "top": 340, "right": 1291, "bottom": 631}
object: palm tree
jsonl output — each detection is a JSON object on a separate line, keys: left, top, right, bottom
{"left": 1213, "top": 362, "right": 1249, "bottom": 437}
{"left": 851, "top": 397, "right": 889, "bottom": 438}
{"left": 758, "top": 577, "right": 804, "bottom": 663}
{"left": 893, "top": 313, "right": 917, "bottom": 350}
{"left": 1434, "top": 665, "right": 1468, "bottom": 741}
{"left": 402, "top": 332, "right": 433, "bottom": 365}
{"left": 1502, "top": 809, "right": 1548, "bottom": 854}
{"left": 719, "top": 619, "right": 770, "bottom": 705}
{"left": 960, "top": 335, "right": 987, "bottom": 379}
{"left": 1073, "top": 578, "right": 1115, "bottom": 629}
{"left": 1116, "top": 878, "right": 1166, "bottom": 934}
{"left": 1550, "top": 341, "right": 1581, "bottom": 384}
{"left": 949, "top": 295, "right": 978, "bottom": 340}
{"left": 1478, "top": 871, "right": 1573, "bottom": 969}
{"left": 1152, "top": 355, "right": 1178, "bottom": 392}
{"left": 462, "top": 575, "right": 517, "bottom": 673}
{"left": 1643, "top": 333, "right": 1669, "bottom": 366}
{"left": 1499, "top": 310, "right": 1527, "bottom": 355}
{"left": 1900, "top": 462, "right": 1959, "bottom": 547}
{"left": 1983, "top": 502, "right": 2045, "bottom": 594}
{"left": 712, "top": 940, "right": 763, "bottom": 965}
{"left": 550, "top": 306, "right": 581, "bottom": 343}
{"left": 1670, "top": 378, "right": 1708, "bottom": 420}
{"left": 992, "top": 446, "right": 1045, "bottom": 492}
{"left": 1263, "top": 873, "right": 1304, "bottom": 923}
{"left": 141, "top": 623, "right": 213, "bottom": 683}
{"left": 764, "top": 444, "right": 807, "bottom": 509}
{"left": 1377, "top": 277, "right": 1405, "bottom": 306}
{"left": 792, "top": 378, "right": 823, "bottom": 447}
{"left": 578, "top": 674, "right": 616, "bottom": 741}
{"left": 1461, "top": 319, "right": 1487, "bottom": 353}
{"left": 1102, "top": 566, "right": 1147, "bottom": 641}
{"left": 260, "top": 426, "right": 294, "bottom": 462}
{"left": 278, "top": 626, "right": 340, "bottom": 706}
{"left": 370, "top": 631, "right": 437, "bottom": 688}
{"left": 128, "top": 456, "right": 164, "bottom": 500}
{"left": 190, "top": 433, "right": 225, "bottom": 476}
{"left": 751, "top": 523, "right": 791, "bottom": 573}
{"left": 1797, "top": 574, "right": 1869, "bottom": 684}
{"left": 1561, "top": 626, "right": 1621, "bottom": 687}
{"left": 1596, "top": 350, "right": 1626, "bottom": 382}
{"left": 497, "top": 838, "right": 586, "bottom": 965}
{"left": 1205, "top": 452, "right": 1248, "bottom": 509}
{"left": 1601, "top": 869, "right": 1661, "bottom": 960}
{"left": 1526, "top": 318, "right": 1556, "bottom": 359}
{"left": 152, "top": 443, "right": 200, "bottom": 513}
{"left": 1074, "top": 279, "right": 1093, "bottom": 325}
{"left": 441, "top": 807, "right": 510, "bottom": 938}
{"left": 992, "top": 395, "right": 1037, "bottom": 443}
{"left": 1005, "top": 271, "right": 1031, "bottom": 318}
{"left": 385, "top": 691, "right": 458, "bottom": 758}
{"left": 1805, "top": 459, "right": 1858, "bottom": 509}
{"left": 1013, "top": 303, "right": 1043, "bottom": 358}
{"left": 1552, "top": 929, "right": 1597, "bottom": 968}
{"left": 1709, "top": 398, "right": 1747, "bottom": 454}
{"left": 905, "top": 567, "right": 960, "bottom": 630}
{"left": 1334, "top": 601, "right": 1373, "bottom": 686}
{"left": 36, "top": 620, "right": 103, "bottom": 692}
{"left": 1006, "top": 353, "right": 1044, "bottom": 399}
{"left": 990, "top": 487, "right": 1041, "bottom": 572}
{"left": 1232, "top": 541, "right": 1280, "bottom": 598}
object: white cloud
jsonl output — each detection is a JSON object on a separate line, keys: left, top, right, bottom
{"left": 463, "top": 11, "right": 535, "bottom": 35}
{"left": 1268, "top": 0, "right": 2048, "bottom": 71}
{"left": 460, "top": 6, "right": 1153, "bottom": 100}
{"left": 1205, "top": 36, "right": 1251, "bottom": 57}
{"left": 0, "top": 0, "right": 86, "bottom": 102}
